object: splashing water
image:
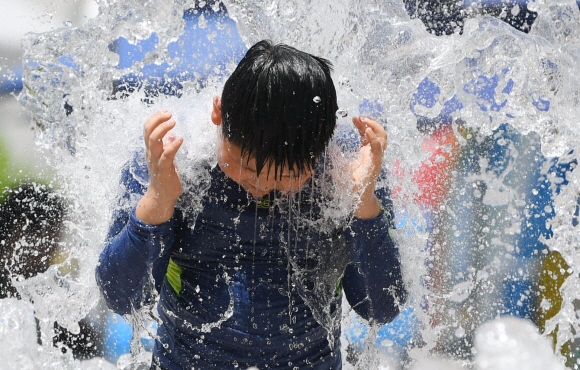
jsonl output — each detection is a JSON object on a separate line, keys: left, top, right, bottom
{"left": 9, "top": 0, "right": 580, "bottom": 368}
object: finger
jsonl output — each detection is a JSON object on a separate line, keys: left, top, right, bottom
{"left": 362, "top": 117, "right": 387, "bottom": 150}
{"left": 163, "top": 130, "right": 177, "bottom": 149}
{"left": 144, "top": 110, "right": 172, "bottom": 148}
{"left": 149, "top": 119, "right": 176, "bottom": 159}
{"left": 159, "top": 136, "right": 183, "bottom": 168}
{"left": 354, "top": 116, "right": 385, "bottom": 146}
{"left": 366, "top": 127, "right": 384, "bottom": 165}
{"left": 360, "top": 117, "right": 384, "bottom": 135}
{"left": 352, "top": 116, "right": 369, "bottom": 145}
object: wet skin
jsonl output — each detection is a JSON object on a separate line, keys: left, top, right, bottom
{"left": 136, "top": 96, "right": 387, "bottom": 225}
{"left": 215, "top": 138, "right": 313, "bottom": 199}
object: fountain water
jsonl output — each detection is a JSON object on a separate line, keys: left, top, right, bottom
{"left": 7, "top": 0, "right": 580, "bottom": 368}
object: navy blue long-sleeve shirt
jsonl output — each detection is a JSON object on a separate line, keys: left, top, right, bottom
{"left": 96, "top": 152, "right": 406, "bottom": 369}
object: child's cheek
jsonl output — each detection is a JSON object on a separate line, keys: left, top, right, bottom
{"left": 295, "top": 174, "right": 311, "bottom": 191}
{"left": 218, "top": 159, "right": 241, "bottom": 186}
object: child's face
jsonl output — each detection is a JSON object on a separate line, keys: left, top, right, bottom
{"left": 216, "top": 138, "right": 313, "bottom": 199}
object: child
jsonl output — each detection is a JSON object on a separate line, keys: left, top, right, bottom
{"left": 97, "top": 40, "right": 406, "bottom": 370}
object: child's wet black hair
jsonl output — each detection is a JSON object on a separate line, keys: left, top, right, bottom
{"left": 221, "top": 40, "right": 338, "bottom": 180}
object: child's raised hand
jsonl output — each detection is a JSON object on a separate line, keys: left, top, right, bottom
{"left": 136, "top": 110, "right": 184, "bottom": 225}
{"left": 350, "top": 116, "right": 387, "bottom": 219}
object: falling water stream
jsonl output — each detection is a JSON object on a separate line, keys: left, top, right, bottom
{"left": 3, "top": 0, "right": 580, "bottom": 368}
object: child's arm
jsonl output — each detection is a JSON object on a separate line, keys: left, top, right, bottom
{"left": 342, "top": 116, "right": 407, "bottom": 323}
{"left": 96, "top": 204, "right": 175, "bottom": 315}
{"left": 342, "top": 186, "right": 407, "bottom": 324}
{"left": 350, "top": 116, "right": 387, "bottom": 220}
{"left": 96, "top": 111, "right": 182, "bottom": 315}
{"left": 135, "top": 110, "right": 183, "bottom": 225}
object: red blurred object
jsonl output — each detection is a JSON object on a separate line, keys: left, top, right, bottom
{"left": 393, "top": 125, "right": 460, "bottom": 209}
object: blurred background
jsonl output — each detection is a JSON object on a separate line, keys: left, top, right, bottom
{"left": 0, "top": 0, "right": 98, "bottom": 186}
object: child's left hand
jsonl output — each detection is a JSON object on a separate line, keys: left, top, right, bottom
{"left": 350, "top": 116, "right": 387, "bottom": 219}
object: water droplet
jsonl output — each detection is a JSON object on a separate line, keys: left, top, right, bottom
{"left": 313, "top": 96, "right": 321, "bottom": 103}
{"left": 198, "top": 13, "right": 208, "bottom": 29}
{"left": 336, "top": 109, "right": 348, "bottom": 117}
{"left": 63, "top": 20, "right": 72, "bottom": 27}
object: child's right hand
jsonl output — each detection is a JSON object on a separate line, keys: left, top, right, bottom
{"left": 135, "top": 110, "right": 184, "bottom": 225}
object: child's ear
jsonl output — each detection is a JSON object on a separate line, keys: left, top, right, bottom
{"left": 211, "top": 96, "right": 222, "bottom": 126}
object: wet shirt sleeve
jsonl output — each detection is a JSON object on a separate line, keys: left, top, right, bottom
{"left": 95, "top": 154, "right": 175, "bottom": 316}
{"left": 342, "top": 186, "right": 407, "bottom": 324}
